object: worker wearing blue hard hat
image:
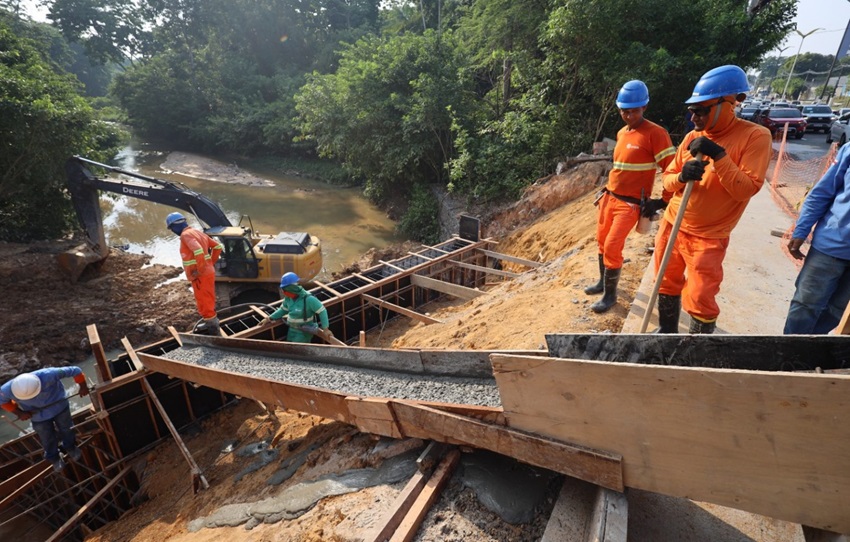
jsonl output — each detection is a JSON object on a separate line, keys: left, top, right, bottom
{"left": 652, "top": 65, "right": 772, "bottom": 334}
{"left": 585, "top": 80, "right": 675, "bottom": 313}
{"left": 262, "top": 273, "right": 333, "bottom": 343}
{"left": 166, "top": 212, "right": 224, "bottom": 335}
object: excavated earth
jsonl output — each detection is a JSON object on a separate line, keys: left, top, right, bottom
{"left": 1, "top": 156, "right": 668, "bottom": 541}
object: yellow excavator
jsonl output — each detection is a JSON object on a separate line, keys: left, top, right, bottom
{"left": 60, "top": 156, "right": 323, "bottom": 305}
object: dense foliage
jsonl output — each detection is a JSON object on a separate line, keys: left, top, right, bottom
{"left": 0, "top": 13, "right": 122, "bottom": 242}
{"left": 3, "top": 0, "right": 797, "bottom": 242}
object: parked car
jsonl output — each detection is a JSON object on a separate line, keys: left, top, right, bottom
{"left": 738, "top": 106, "right": 760, "bottom": 121}
{"left": 827, "top": 112, "right": 850, "bottom": 146}
{"left": 801, "top": 105, "right": 836, "bottom": 133}
{"left": 753, "top": 107, "right": 807, "bottom": 139}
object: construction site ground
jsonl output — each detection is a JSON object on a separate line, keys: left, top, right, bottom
{"left": 0, "top": 151, "right": 819, "bottom": 541}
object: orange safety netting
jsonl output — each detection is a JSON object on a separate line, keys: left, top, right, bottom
{"left": 767, "top": 128, "right": 838, "bottom": 269}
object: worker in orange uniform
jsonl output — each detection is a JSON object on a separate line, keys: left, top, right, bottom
{"left": 653, "top": 65, "right": 772, "bottom": 333}
{"left": 585, "top": 80, "right": 676, "bottom": 313}
{"left": 166, "top": 212, "right": 224, "bottom": 335}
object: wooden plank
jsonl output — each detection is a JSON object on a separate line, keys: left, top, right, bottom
{"left": 491, "top": 353, "right": 850, "bottom": 533}
{"left": 362, "top": 294, "right": 442, "bottom": 325}
{"left": 476, "top": 248, "right": 542, "bottom": 268}
{"left": 314, "top": 280, "right": 344, "bottom": 298}
{"left": 408, "top": 252, "right": 433, "bottom": 261}
{"left": 540, "top": 478, "right": 598, "bottom": 542}
{"left": 0, "top": 461, "right": 51, "bottom": 511}
{"left": 451, "top": 260, "right": 520, "bottom": 279}
{"left": 353, "top": 273, "right": 376, "bottom": 283}
{"left": 588, "top": 487, "right": 628, "bottom": 542}
{"left": 379, "top": 260, "right": 406, "bottom": 272}
{"left": 45, "top": 465, "right": 133, "bottom": 542}
{"left": 410, "top": 274, "right": 484, "bottom": 301}
{"left": 388, "top": 448, "right": 461, "bottom": 542}
{"left": 368, "top": 469, "right": 429, "bottom": 542}
{"left": 86, "top": 324, "right": 112, "bottom": 382}
{"left": 140, "top": 377, "right": 209, "bottom": 492}
{"left": 139, "top": 352, "right": 354, "bottom": 423}
{"left": 120, "top": 337, "right": 144, "bottom": 372}
{"left": 837, "top": 301, "right": 850, "bottom": 335}
{"left": 390, "top": 401, "right": 623, "bottom": 491}
{"left": 346, "top": 397, "right": 403, "bottom": 439}
{"left": 360, "top": 331, "right": 367, "bottom": 347}
{"left": 167, "top": 325, "right": 183, "bottom": 346}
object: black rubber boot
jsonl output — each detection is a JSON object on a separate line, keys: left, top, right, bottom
{"left": 655, "top": 294, "right": 681, "bottom": 333}
{"left": 689, "top": 316, "right": 716, "bottom": 334}
{"left": 584, "top": 254, "right": 605, "bottom": 295}
{"left": 591, "top": 267, "right": 621, "bottom": 313}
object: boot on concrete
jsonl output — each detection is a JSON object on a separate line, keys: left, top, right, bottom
{"left": 689, "top": 316, "right": 716, "bottom": 334}
{"left": 655, "top": 294, "right": 681, "bottom": 333}
{"left": 584, "top": 254, "right": 605, "bottom": 295}
{"left": 591, "top": 267, "right": 621, "bottom": 313}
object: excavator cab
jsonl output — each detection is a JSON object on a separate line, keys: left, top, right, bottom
{"left": 209, "top": 227, "right": 260, "bottom": 279}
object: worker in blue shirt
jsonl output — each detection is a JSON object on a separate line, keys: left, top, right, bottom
{"left": 784, "top": 143, "right": 850, "bottom": 334}
{"left": 0, "top": 367, "right": 90, "bottom": 471}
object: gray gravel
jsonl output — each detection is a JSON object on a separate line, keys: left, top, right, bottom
{"left": 168, "top": 346, "right": 502, "bottom": 407}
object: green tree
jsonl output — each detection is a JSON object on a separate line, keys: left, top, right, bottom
{"left": 0, "top": 14, "right": 121, "bottom": 241}
{"left": 295, "top": 30, "right": 471, "bottom": 238}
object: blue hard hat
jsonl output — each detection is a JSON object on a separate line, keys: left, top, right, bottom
{"left": 616, "top": 80, "right": 650, "bottom": 109}
{"left": 685, "top": 65, "right": 750, "bottom": 104}
{"left": 279, "top": 272, "right": 300, "bottom": 288}
{"left": 165, "top": 212, "right": 186, "bottom": 228}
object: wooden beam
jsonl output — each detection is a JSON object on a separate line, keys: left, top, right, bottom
{"left": 353, "top": 273, "right": 376, "bottom": 283}
{"left": 346, "top": 397, "right": 403, "bottom": 439}
{"left": 388, "top": 448, "right": 461, "bottom": 542}
{"left": 86, "top": 324, "right": 112, "bottom": 383}
{"left": 407, "top": 252, "right": 433, "bottom": 261}
{"left": 379, "top": 260, "right": 406, "bottom": 272}
{"left": 314, "top": 280, "right": 344, "bottom": 298}
{"left": 491, "top": 353, "right": 850, "bottom": 533}
{"left": 167, "top": 326, "right": 183, "bottom": 347}
{"left": 0, "top": 461, "right": 51, "bottom": 512}
{"left": 45, "top": 465, "right": 133, "bottom": 542}
{"left": 410, "top": 274, "right": 484, "bottom": 301}
{"left": 450, "top": 260, "right": 520, "bottom": 279}
{"left": 140, "top": 377, "right": 209, "bottom": 492}
{"left": 837, "top": 301, "right": 850, "bottom": 335}
{"left": 362, "top": 294, "right": 442, "bottom": 325}
{"left": 120, "top": 337, "right": 144, "bottom": 372}
{"left": 476, "top": 248, "right": 542, "bottom": 268}
{"left": 368, "top": 465, "right": 430, "bottom": 542}
{"left": 390, "top": 401, "right": 623, "bottom": 491}
{"left": 360, "top": 331, "right": 367, "bottom": 347}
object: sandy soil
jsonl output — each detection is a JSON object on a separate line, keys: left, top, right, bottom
{"left": 3, "top": 153, "right": 657, "bottom": 541}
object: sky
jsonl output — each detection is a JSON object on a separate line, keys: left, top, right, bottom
{"left": 779, "top": 0, "right": 850, "bottom": 56}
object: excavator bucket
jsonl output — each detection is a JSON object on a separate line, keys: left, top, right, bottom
{"left": 59, "top": 158, "right": 110, "bottom": 282}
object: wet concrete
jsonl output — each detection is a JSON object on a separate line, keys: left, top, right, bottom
{"left": 459, "top": 450, "right": 560, "bottom": 524}
{"left": 188, "top": 450, "right": 420, "bottom": 531}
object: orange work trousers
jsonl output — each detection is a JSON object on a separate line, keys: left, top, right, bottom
{"left": 596, "top": 193, "right": 640, "bottom": 269}
{"left": 191, "top": 273, "right": 217, "bottom": 319}
{"left": 653, "top": 220, "right": 729, "bottom": 321}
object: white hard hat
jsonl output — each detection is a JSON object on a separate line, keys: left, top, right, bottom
{"left": 11, "top": 373, "right": 41, "bottom": 400}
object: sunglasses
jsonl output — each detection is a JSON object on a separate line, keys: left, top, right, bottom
{"left": 688, "top": 99, "right": 724, "bottom": 117}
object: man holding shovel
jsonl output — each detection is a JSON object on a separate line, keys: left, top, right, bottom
{"left": 652, "top": 65, "right": 772, "bottom": 333}
{"left": 0, "top": 367, "right": 90, "bottom": 472}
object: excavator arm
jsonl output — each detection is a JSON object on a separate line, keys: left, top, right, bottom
{"left": 60, "top": 156, "right": 234, "bottom": 281}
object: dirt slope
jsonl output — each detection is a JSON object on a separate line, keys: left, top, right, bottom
{"left": 4, "top": 158, "right": 668, "bottom": 541}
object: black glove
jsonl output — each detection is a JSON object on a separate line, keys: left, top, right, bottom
{"left": 679, "top": 159, "right": 707, "bottom": 182}
{"left": 641, "top": 198, "right": 667, "bottom": 218}
{"left": 688, "top": 136, "right": 726, "bottom": 160}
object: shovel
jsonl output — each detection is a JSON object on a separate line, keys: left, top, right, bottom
{"left": 639, "top": 153, "right": 703, "bottom": 333}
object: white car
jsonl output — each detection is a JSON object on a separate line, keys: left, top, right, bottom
{"left": 826, "top": 112, "right": 850, "bottom": 146}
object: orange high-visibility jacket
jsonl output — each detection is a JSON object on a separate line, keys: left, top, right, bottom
{"left": 179, "top": 227, "right": 223, "bottom": 281}
{"left": 661, "top": 116, "right": 772, "bottom": 238}
{"left": 608, "top": 119, "right": 676, "bottom": 201}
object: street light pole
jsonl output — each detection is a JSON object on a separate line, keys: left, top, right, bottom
{"left": 782, "top": 28, "right": 824, "bottom": 100}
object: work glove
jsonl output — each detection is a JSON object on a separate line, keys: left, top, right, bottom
{"left": 78, "top": 381, "right": 90, "bottom": 398}
{"left": 260, "top": 317, "right": 271, "bottom": 326}
{"left": 641, "top": 198, "right": 667, "bottom": 218}
{"left": 16, "top": 409, "right": 31, "bottom": 421}
{"left": 688, "top": 136, "right": 726, "bottom": 160}
{"left": 679, "top": 159, "right": 707, "bottom": 183}
{"left": 787, "top": 237, "right": 806, "bottom": 260}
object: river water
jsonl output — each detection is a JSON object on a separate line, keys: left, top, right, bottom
{"left": 99, "top": 145, "right": 404, "bottom": 279}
